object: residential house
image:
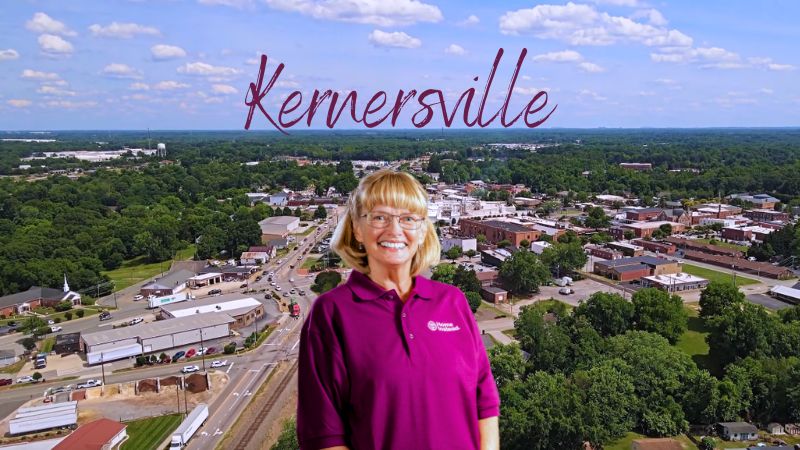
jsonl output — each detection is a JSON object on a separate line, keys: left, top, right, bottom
{"left": 716, "top": 422, "right": 759, "bottom": 441}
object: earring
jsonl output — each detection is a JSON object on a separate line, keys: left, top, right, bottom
{"left": 358, "top": 242, "right": 364, "bottom": 251}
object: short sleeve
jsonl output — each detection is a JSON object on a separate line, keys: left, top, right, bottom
{"left": 459, "top": 290, "right": 501, "bottom": 419}
{"left": 297, "top": 299, "right": 351, "bottom": 449}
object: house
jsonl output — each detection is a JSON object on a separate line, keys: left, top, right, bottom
{"left": 269, "top": 192, "right": 290, "bottom": 206}
{"left": 716, "top": 422, "right": 759, "bottom": 441}
{"left": 767, "top": 423, "right": 785, "bottom": 435}
{"left": 0, "top": 283, "right": 82, "bottom": 317}
{"left": 481, "top": 286, "right": 508, "bottom": 303}
{"left": 240, "top": 252, "right": 269, "bottom": 265}
{"left": 785, "top": 423, "right": 800, "bottom": 435}
{"left": 53, "top": 419, "right": 126, "bottom": 450}
{"left": 620, "top": 163, "right": 652, "bottom": 171}
{"left": 248, "top": 245, "right": 277, "bottom": 259}
{"left": 140, "top": 269, "right": 195, "bottom": 297}
{"left": 631, "top": 438, "right": 683, "bottom": 450}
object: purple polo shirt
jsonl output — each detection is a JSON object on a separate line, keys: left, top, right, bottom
{"left": 297, "top": 270, "right": 500, "bottom": 450}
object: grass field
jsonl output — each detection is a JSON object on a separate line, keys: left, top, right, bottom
{"left": 39, "top": 337, "right": 55, "bottom": 353}
{"left": 605, "top": 432, "right": 697, "bottom": 450}
{"left": 675, "top": 307, "right": 723, "bottom": 375}
{"left": 681, "top": 263, "right": 759, "bottom": 286}
{"left": 0, "top": 358, "right": 25, "bottom": 374}
{"left": 694, "top": 238, "right": 749, "bottom": 253}
{"left": 122, "top": 414, "right": 183, "bottom": 450}
{"left": 102, "top": 245, "right": 195, "bottom": 292}
{"left": 301, "top": 257, "right": 319, "bottom": 270}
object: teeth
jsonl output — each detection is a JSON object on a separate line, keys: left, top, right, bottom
{"left": 380, "top": 242, "right": 406, "bottom": 249}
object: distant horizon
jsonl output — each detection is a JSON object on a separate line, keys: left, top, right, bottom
{"left": 3, "top": 126, "right": 800, "bottom": 133}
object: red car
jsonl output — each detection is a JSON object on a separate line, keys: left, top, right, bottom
{"left": 0, "top": 378, "right": 12, "bottom": 387}
{"left": 185, "top": 348, "right": 197, "bottom": 358}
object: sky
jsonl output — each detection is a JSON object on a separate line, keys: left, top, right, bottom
{"left": 1, "top": 0, "right": 798, "bottom": 130}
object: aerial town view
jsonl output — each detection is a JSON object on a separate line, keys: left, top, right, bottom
{"left": 2, "top": 1, "right": 800, "bottom": 450}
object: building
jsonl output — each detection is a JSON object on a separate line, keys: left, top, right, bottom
{"left": 248, "top": 245, "right": 277, "bottom": 259}
{"left": 0, "top": 285, "right": 81, "bottom": 317}
{"left": 481, "top": 249, "right": 512, "bottom": 267}
{"left": 641, "top": 273, "right": 709, "bottom": 292}
{"left": 158, "top": 295, "right": 267, "bottom": 330}
{"left": 594, "top": 256, "right": 680, "bottom": 281}
{"left": 586, "top": 245, "right": 623, "bottom": 260}
{"left": 240, "top": 252, "right": 270, "bottom": 265}
{"left": 769, "top": 285, "right": 800, "bottom": 304}
{"left": 81, "top": 312, "right": 235, "bottom": 364}
{"left": 607, "top": 241, "right": 645, "bottom": 257}
{"left": 530, "top": 241, "right": 552, "bottom": 255}
{"left": 727, "top": 193, "right": 780, "bottom": 209}
{"left": 716, "top": 422, "right": 759, "bottom": 441}
{"left": 632, "top": 239, "right": 677, "bottom": 255}
{"left": 767, "top": 423, "right": 785, "bottom": 435}
{"left": 459, "top": 219, "right": 540, "bottom": 248}
{"left": 53, "top": 419, "right": 127, "bottom": 450}
{"left": 198, "top": 265, "right": 254, "bottom": 281}
{"left": 54, "top": 333, "right": 81, "bottom": 354}
{"left": 269, "top": 192, "right": 290, "bottom": 206}
{"left": 665, "top": 236, "right": 744, "bottom": 257}
{"left": 621, "top": 221, "right": 686, "bottom": 238}
{"left": 683, "top": 250, "right": 792, "bottom": 279}
{"left": 744, "top": 209, "right": 789, "bottom": 223}
{"left": 140, "top": 269, "right": 195, "bottom": 297}
{"left": 695, "top": 203, "right": 743, "bottom": 219}
{"left": 187, "top": 273, "right": 223, "bottom": 288}
{"left": 631, "top": 438, "right": 683, "bottom": 450}
{"left": 786, "top": 423, "right": 800, "bottom": 435}
{"left": 722, "top": 225, "right": 775, "bottom": 242}
{"left": 620, "top": 163, "right": 652, "bottom": 171}
{"left": 259, "top": 216, "right": 300, "bottom": 241}
{"left": 625, "top": 208, "right": 663, "bottom": 221}
{"left": 441, "top": 237, "right": 477, "bottom": 253}
{"left": 480, "top": 286, "right": 508, "bottom": 303}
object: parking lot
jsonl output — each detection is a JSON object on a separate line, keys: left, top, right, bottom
{"left": 513, "top": 278, "right": 624, "bottom": 312}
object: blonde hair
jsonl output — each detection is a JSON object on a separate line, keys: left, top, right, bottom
{"left": 332, "top": 170, "right": 440, "bottom": 276}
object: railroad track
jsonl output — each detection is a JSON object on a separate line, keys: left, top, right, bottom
{"left": 231, "top": 360, "right": 299, "bottom": 450}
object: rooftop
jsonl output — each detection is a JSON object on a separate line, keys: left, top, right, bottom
{"left": 81, "top": 312, "right": 235, "bottom": 347}
{"left": 161, "top": 295, "right": 262, "bottom": 318}
{"left": 643, "top": 273, "right": 707, "bottom": 284}
{"left": 598, "top": 256, "right": 674, "bottom": 268}
{"left": 53, "top": 418, "right": 126, "bottom": 450}
{"left": 0, "top": 286, "right": 68, "bottom": 309}
{"left": 259, "top": 216, "right": 300, "bottom": 226}
{"left": 144, "top": 269, "right": 196, "bottom": 290}
{"left": 474, "top": 220, "right": 533, "bottom": 233}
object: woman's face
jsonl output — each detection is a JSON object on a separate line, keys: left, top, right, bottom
{"left": 354, "top": 204, "right": 425, "bottom": 274}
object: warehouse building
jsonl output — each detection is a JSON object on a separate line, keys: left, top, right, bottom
{"left": 80, "top": 312, "right": 234, "bottom": 365}
{"left": 158, "top": 295, "right": 267, "bottom": 330}
{"left": 140, "top": 269, "right": 195, "bottom": 297}
{"left": 259, "top": 216, "right": 300, "bottom": 242}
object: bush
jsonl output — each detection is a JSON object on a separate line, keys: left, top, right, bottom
{"left": 35, "top": 326, "right": 51, "bottom": 336}
{"left": 465, "top": 292, "right": 483, "bottom": 313}
{"left": 54, "top": 317, "right": 62, "bottom": 324}
{"left": 54, "top": 301, "right": 73, "bottom": 312}
{"left": 64, "top": 311, "right": 73, "bottom": 321}
{"left": 75, "top": 309, "right": 85, "bottom": 318}
{"left": 81, "top": 297, "right": 96, "bottom": 306}
{"left": 159, "top": 352, "right": 169, "bottom": 363}
{"left": 224, "top": 342, "right": 237, "bottom": 354}
{"left": 136, "top": 356, "right": 147, "bottom": 367}
{"left": 32, "top": 372, "right": 42, "bottom": 381}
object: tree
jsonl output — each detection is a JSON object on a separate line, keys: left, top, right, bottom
{"left": 21, "top": 337, "right": 37, "bottom": 352}
{"left": 574, "top": 360, "right": 636, "bottom": 446}
{"left": 32, "top": 372, "right": 42, "bottom": 381}
{"left": 699, "top": 437, "right": 716, "bottom": 450}
{"left": 489, "top": 343, "right": 527, "bottom": 389}
{"left": 540, "top": 242, "right": 587, "bottom": 277}
{"left": 311, "top": 270, "right": 342, "bottom": 294}
{"left": 659, "top": 223, "right": 673, "bottom": 236}
{"left": 294, "top": 207, "right": 302, "bottom": 217}
{"left": 454, "top": 266, "right": 482, "bottom": 293}
{"left": 445, "top": 245, "right": 463, "bottom": 261}
{"left": 623, "top": 230, "right": 635, "bottom": 240}
{"left": 431, "top": 263, "right": 456, "bottom": 285}
{"left": 497, "top": 239, "right": 511, "bottom": 249}
{"left": 699, "top": 281, "right": 745, "bottom": 319}
{"left": 465, "top": 249, "right": 477, "bottom": 258}
{"left": 584, "top": 207, "right": 610, "bottom": 229}
{"left": 271, "top": 417, "right": 300, "bottom": 450}
{"left": 631, "top": 288, "right": 688, "bottom": 344}
{"left": 574, "top": 292, "right": 633, "bottom": 337}
{"left": 313, "top": 205, "right": 327, "bottom": 220}
{"left": 499, "top": 250, "right": 551, "bottom": 295}
{"left": 476, "top": 234, "right": 486, "bottom": 244}
{"left": 465, "top": 292, "right": 482, "bottom": 313}
{"left": 519, "top": 239, "right": 530, "bottom": 249}
{"left": 706, "top": 302, "right": 775, "bottom": 365}
{"left": 75, "top": 309, "right": 85, "bottom": 318}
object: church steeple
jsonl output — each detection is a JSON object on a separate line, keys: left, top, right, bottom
{"left": 63, "top": 274, "right": 70, "bottom": 293}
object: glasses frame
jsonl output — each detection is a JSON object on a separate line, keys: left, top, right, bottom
{"left": 360, "top": 212, "right": 425, "bottom": 230}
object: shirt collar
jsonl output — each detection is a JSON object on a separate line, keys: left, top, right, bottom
{"left": 346, "top": 270, "right": 434, "bottom": 301}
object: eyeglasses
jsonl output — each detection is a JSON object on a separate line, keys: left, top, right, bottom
{"left": 361, "top": 212, "right": 425, "bottom": 230}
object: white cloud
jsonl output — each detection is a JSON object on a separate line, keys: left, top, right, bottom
{"left": 579, "top": 89, "right": 607, "bottom": 101}
{"left": 768, "top": 63, "right": 795, "bottom": 71}
{"left": 36, "top": 85, "right": 76, "bottom": 96}
{"left": 651, "top": 46, "right": 741, "bottom": 68}
{"left": 38, "top": 34, "right": 74, "bottom": 55}
{"left": 89, "top": 22, "right": 160, "bottom": 38}
{"left": 759, "top": 88, "right": 774, "bottom": 95}
{"left": 458, "top": 15, "right": 480, "bottom": 26}
{"left": 578, "top": 61, "right": 605, "bottom": 72}
{"left": 102, "top": 63, "right": 143, "bottom": 78}
{"left": 211, "top": 84, "right": 238, "bottom": 94}
{"left": 0, "top": 49, "right": 20, "bottom": 61}
{"left": 198, "top": 0, "right": 254, "bottom": 7}
{"left": 151, "top": 44, "right": 187, "bottom": 60}
{"left": 45, "top": 100, "right": 98, "bottom": 109}
{"left": 368, "top": 30, "right": 421, "bottom": 49}
{"left": 21, "top": 69, "right": 60, "bottom": 81}
{"left": 499, "top": 2, "right": 692, "bottom": 48}
{"left": 276, "top": 79, "right": 299, "bottom": 88}
{"left": 513, "top": 86, "right": 550, "bottom": 95}
{"left": 26, "top": 13, "right": 76, "bottom": 37}
{"left": 533, "top": 50, "right": 583, "bottom": 62}
{"left": 177, "top": 62, "right": 242, "bottom": 77}
{"left": 153, "top": 81, "right": 190, "bottom": 90}
{"left": 264, "top": 0, "right": 442, "bottom": 27}
{"left": 591, "top": 0, "right": 640, "bottom": 6}
{"left": 444, "top": 44, "right": 466, "bottom": 55}
{"left": 129, "top": 82, "right": 150, "bottom": 90}
{"left": 7, "top": 99, "right": 32, "bottom": 108}
{"left": 632, "top": 8, "right": 667, "bottom": 26}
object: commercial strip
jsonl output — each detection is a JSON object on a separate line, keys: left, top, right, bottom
{"left": 641, "top": 273, "right": 710, "bottom": 292}
{"left": 158, "top": 295, "right": 269, "bottom": 330}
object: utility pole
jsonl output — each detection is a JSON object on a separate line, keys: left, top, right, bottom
{"left": 183, "top": 375, "right": 188, "bottom": 414}
{"left": 199, "top": 329, "right": 205, "bottom": 371}
{"left": 100, "top": 352, "right": 106, "bottom": 386}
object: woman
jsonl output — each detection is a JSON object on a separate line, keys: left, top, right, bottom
{"left": 297, "top": 170, "right": 500, "bottom": 450}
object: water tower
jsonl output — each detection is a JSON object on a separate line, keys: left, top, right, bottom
{"left": 157, "top": 143, "right": 166, "bottom": 158}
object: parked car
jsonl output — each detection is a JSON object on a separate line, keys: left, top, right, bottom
{"left": 76, "top": 379, "right": 102, "bottom": 389}
{"left": 49, "top": 384, "right": 74, "bottom": 395}
{"left": 196, "top": 347, "right": 208, "bottom": 356}
{"left": 185, "top": 348, "right": 197, "bottom": 358}
{"left": 276, "top": 286, "right": 282, "bottom": 291}
{"left": 0, "top": 378, "right": 12, "bottom": 386}
{"left": 298, "top": 290, "right": 306, "bottom": 296}
{"left": 50, "top": 326, "right": 62, "bottom": 333}
{"left": 209, "top": 288, "right": 222, "bottom": 296}
{"left": 206, "top": 347, "right": 217, "bottom": 355}
{"left": 239, "top": 283, "right": 248, "bottom": 289}
{"left": 172, "top": 351, "right": 186, "bottom": 362}
{"left": 558, "top": 287, "right": 573, "bottom": 295}
{"left": 133, "top": 294, "right": 144, "bottom": 301}
{"left": 16, "top": 376, "right": 35, "bottom": 384}
{"left": 128, "top": 317, "right": 144, "bottom": 326}
{"left": 289, "top": 278, "right": 294, "bottom": 283}
{"left": 181, "top": 365, "right": 200, "bottom": 374}
{"left": 210, "top": 360, "right": 228, "bottom": 368}
{"left": 99, "top": 311, "right": 112, "bottom": 321}
{"left": 283, "top": 292, "right": 289, "bottom": 297}
{"left": 47, "top": 319, "right": 55, "bottom": 325}
{"left": 290, "top": 289, "right": 296, "bottom": 294}
{"left": 270, "top": 281, "right": 276, "bottom": 286}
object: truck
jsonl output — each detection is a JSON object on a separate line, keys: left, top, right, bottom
{"left": 554, "top": 276, "right": 574, "bottom": 287}
{"left": 289, "top": 301, "right": 301, "bottom": 319}
{"left": 148, "top": 292, "right": 193, "bottom": 309}
{"left": 169, "top": 403, "right": 208, "bottom": 449}
{"left": 9, "top": 401, "right": 77, "bottom": 435}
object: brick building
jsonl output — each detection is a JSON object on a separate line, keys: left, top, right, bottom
{"left": 743, "top": 209, "right": 789, "bottom": 223}
{"left": 458, "top": 219, "right": 540, "bottom": 248}
{"left": 594, "top": 256, "right": 680, "bottom": 281}
{"left": 632, "top": 239, "right": 677, "bottom": 255}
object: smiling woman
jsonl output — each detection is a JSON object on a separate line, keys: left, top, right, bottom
{"left": 297, "top": 170, "right": 500, "bottom": 450}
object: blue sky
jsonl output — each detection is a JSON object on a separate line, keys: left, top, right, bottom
{"left": 1, "top": 0, "right": 798, "bottom": 130}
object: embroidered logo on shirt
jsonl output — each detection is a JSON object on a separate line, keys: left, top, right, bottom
{"left": 427, "top": 320, "right": 461, "bottom": 332}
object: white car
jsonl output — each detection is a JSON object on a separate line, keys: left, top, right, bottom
{"left": 182, "top": 365, "right": 200, "bottom": 374}
{"left": 17, "top": 376, "right": 35, "bottom": 384}
{"left": 270, "top": 281, "right": 276, "bottom": 286}
{"left": 50, "top": 326, "right": 62, "bottom": 333}
{"left": 196, "top": 348, "right": 208, "bottom": 356}
{"left": 289, "top": 278, "right": 294, "bottom": 283}
{"left": 76, "top": 379, "right": 102, "bottom": 389}
{"left": 47, "top": 319, "right": 55, "bottom": 325}
{"left": 133, "top": 294, "right": 144, "bottom": 301}
{"left": 276, "top": 286, "right": 282, "bottom": 291}
{"left": 128, "top": 317, "right": 144, "bottom": 326}
{"left": 210, "top": 360, "right": 228, "bottom": 368}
